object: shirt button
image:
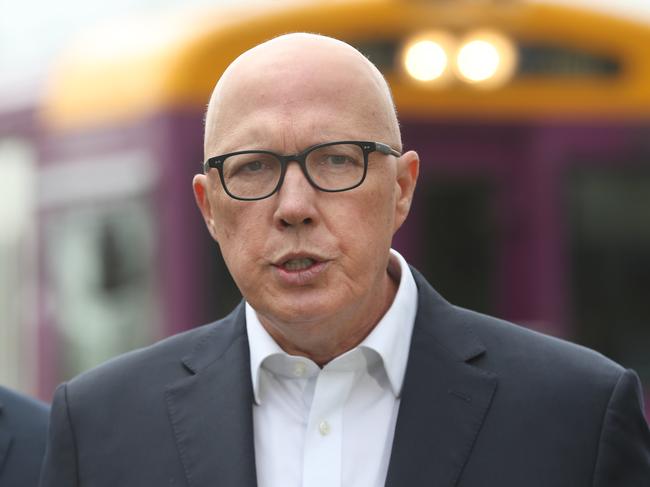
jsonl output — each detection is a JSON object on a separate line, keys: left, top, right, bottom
{"left": 318, "top": 420, "right": 330, "bottom": 436}
{"left": 293, "top": 362, "right": 307, "bottom": 377}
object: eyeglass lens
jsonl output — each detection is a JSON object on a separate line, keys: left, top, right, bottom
{"left": 222, "top": 143, "right": 366, "bottom": 199}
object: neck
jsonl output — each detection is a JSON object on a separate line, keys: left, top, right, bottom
{"left": 258, "top": 270, "right": 399, "bottom": 367}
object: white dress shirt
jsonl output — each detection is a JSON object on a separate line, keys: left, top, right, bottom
{"left": 246, "top": 249, "right": 418, "bottom": 487}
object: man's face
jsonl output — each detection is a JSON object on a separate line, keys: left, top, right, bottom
{"left": 194, "top": 36, "right": 418, "bottom": 350}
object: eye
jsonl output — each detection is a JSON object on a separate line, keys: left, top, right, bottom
{"left": 231, "top": 159, "right": 268, "bottom": 177}
{"left": 325, "top": 154, "right": 353, "bottom": 166}
{"left": 242, "top": 160, "right": 264, "bottom": 172}
{"left": 305, "top": 144, "right": 365, "bottom": 180}
{"left": 314, "top": 149, "right": 362, "bottom": 168}
{"left": 224, "top": 153, "right": 278, "bottom": 179}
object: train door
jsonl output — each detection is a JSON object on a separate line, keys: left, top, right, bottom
{"left": 560, "top": 124, "right": 650, "bottom": 402}
{"left": 396, "top": 122, "right": 518, "bottom": 321}
{"left": 397, "top": 121, "right": 609, "bottom": 341}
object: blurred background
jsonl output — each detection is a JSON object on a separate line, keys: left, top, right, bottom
{"left": 1, "top": 0, "right": 649, "bottom": 417}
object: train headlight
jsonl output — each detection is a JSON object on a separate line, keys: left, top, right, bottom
{"left": 401, "top": 32, "right": 455, "bottom": 84}
{"left": 455, "top": 30, "right": 518, "bottom": 88}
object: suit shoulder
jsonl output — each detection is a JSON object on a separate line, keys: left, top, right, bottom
{"left": 0, "top": 388, "right": 48, "bottom": 487}
{"left": 0, "top": 386, "right": 49, "bottom": 452}
{"left": 410, "top": 267, "right": 624, "bottom": 386}
{"left": 66, "top": 306, "right": 245, "bottom": 396}
{"left": 454, "top": 306, "right": 625, "bottom": 384}
{"left": 0, "top": 386, "right": 49, "bottom": 424}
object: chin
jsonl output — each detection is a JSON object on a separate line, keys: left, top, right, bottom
{"left": 264, "top": 296, "right": 343, "bottom": 326}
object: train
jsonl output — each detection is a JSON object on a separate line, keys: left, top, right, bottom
{"left": 0, "top": 0, "right": 648, "bottom": 413}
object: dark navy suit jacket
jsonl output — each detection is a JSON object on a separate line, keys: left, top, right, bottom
{"left": 0, "top": 386, "right": 49, "bottom": 487}
{"left": 40, "top": 268, "right": 650, "bottom": 486}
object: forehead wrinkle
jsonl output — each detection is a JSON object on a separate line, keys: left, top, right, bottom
{"left": 209, "top": 108, "right": 375, "bottom": 157}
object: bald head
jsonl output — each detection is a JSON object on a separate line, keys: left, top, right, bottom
{"left": 204, "top": 33, "right": 401, "bottom": 157}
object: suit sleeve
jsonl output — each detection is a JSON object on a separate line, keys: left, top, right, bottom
{"left": 39, "top": 383, "right": 79, "bottom": 487}
{"left": 592, "top": 369, "right": 650, "bottom": 487}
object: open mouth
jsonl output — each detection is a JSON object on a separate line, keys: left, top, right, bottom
{"left": 282, "top": 258, "right": 316, "bottom": 271}
{"left": 273, "top": 254, "right": 328, "bottom": 284}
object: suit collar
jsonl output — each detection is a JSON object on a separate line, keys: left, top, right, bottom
{"left": 165, "top": 303, "right": 258, "bottom": 487}
{"left": 407, "top": 266, "right": 487, "bottom": 362}
{"left": 385, "top": 267, "right": 498, "bottom": 487}
{"left": 179, "top": 303, "right": 247, "bottom": 374}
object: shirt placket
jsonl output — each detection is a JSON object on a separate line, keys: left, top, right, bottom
{"left": 301, "top": 367, "right": 355, "bottom": 487}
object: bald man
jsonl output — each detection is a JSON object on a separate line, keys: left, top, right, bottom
{"left": 40, "top": 34, "right": 650, "bottom": 487}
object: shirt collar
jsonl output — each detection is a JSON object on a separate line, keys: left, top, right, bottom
{"left": 246, "top": 303, "right": 286, "bottom": 405}
{"left": 360, "top": 249, "right": 417, "bottom": 398}
{"left": 246, "top": 248, "right": 418, "bottom": 404}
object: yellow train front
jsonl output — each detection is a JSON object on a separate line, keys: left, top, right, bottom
{"left": 27, "top": 0, "right": 650, "bottom": 409}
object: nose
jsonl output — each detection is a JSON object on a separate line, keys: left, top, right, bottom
{"left": 273, "top": 161, "right": 319, "bottom": 229}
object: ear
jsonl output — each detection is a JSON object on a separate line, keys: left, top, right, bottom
{"left": 192, "top": 174, "right": 220, "bottom": 242}
{"left": 393, "top": 150, "right": 420, "bottom": 233}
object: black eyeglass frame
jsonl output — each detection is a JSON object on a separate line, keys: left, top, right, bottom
{"left": 203, "top": 140, "right": 401, "bottom": 201}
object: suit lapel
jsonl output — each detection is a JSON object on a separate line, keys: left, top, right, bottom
{"left": 385, "top": 269, "right": 498, "bottom": 487}
{"left": 165, "top": 304, "right": 257, "bottom": 487}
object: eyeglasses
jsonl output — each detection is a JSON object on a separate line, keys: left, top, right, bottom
{"left": 203, "top": 140, "right": 401, "bottom": 201}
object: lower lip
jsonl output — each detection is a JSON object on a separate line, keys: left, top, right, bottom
{"left": 273, "top": 260, "right": 328, "bottom": 286}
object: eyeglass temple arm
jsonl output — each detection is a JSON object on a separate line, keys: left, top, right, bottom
{"left": 375, "top": 142, "right": 401, "bottom": 157}
{"left": 203, "top": 159, "right": 216, "bottom": 173}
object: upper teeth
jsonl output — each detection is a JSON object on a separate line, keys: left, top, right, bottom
{"left": 284, "top": 258, "right": 314, "bottom": 271}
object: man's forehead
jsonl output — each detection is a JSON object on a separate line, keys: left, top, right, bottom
{"left": 205, "top": 33, "right": 400, "bottom": 154}
{"left": 207, "top": 109, "right": 380, "bottom": 155}
{"left": 216, "top": 38, "right": 381, "bottom": 108}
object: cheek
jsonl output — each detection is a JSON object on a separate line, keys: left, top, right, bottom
{"left": 356, "top": 182, "right": 397, "bottom": 236}
{"left": 333, "top": 187, "right": 397, "bottom": 261}
{"left": 212, "top": 201, "right": 266, "bottom": 266}
{"left": 212, "top": 204, "right": 237, "bottom": 243}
